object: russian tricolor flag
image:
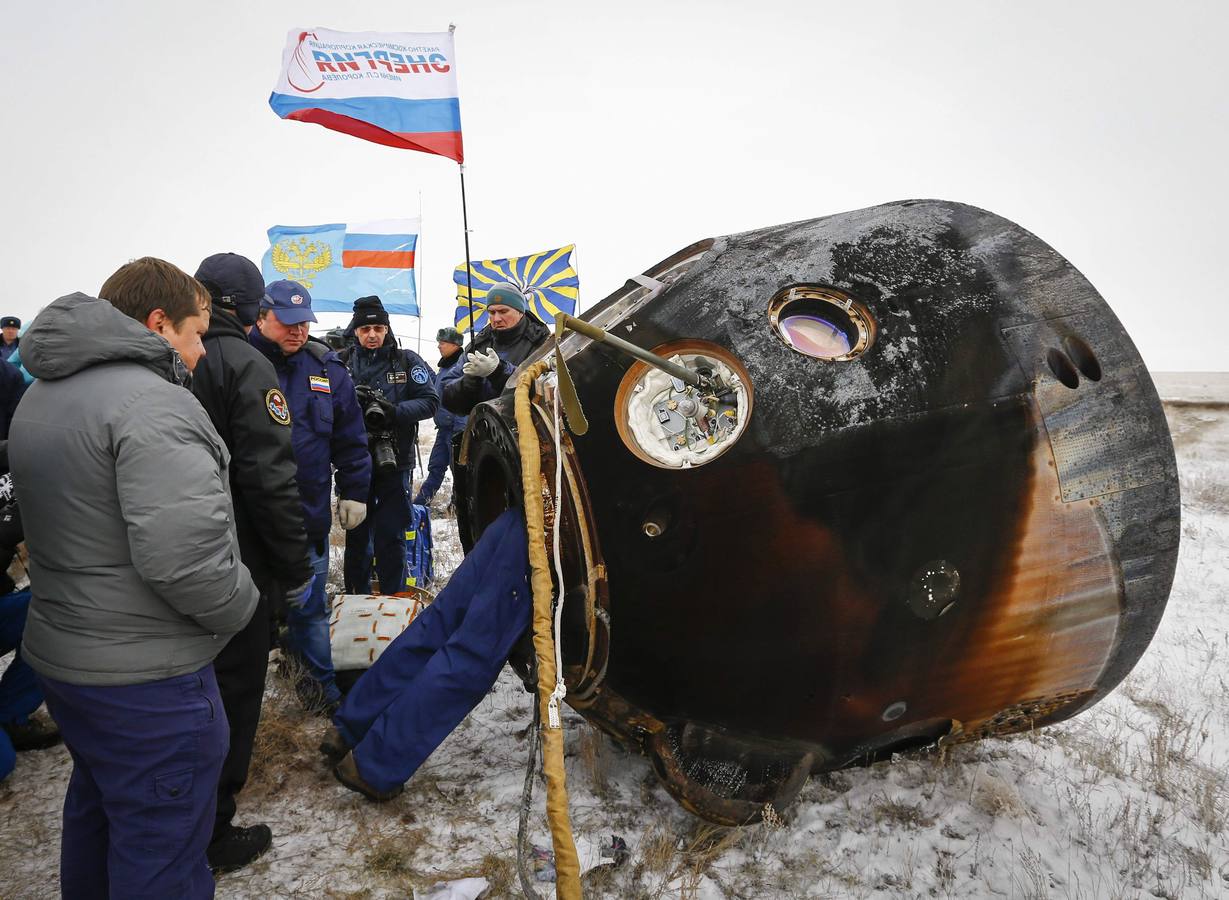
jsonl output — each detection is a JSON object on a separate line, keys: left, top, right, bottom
{"left": 343, "top": 224, "right": 416, "bottom": 271}
{"left": 269, "top": 29, "right": 463, "bottom": 163}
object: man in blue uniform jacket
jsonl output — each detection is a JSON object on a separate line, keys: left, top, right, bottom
{"left": 250, "top": 281, "right": 371, "bottom": 710}
{"left": 338, "top": 296, "right": 437, "bottom": 595}
{"left": 413, "top": 326, "right": 466, "bottom": 508}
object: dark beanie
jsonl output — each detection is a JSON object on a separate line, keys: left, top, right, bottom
{"left": 350, "top": 295, "right": 391, "bottom": 329}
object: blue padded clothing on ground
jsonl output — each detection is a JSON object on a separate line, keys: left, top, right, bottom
{"left": 0, "top": 589, "right": 41, "bottom": 781}
{"left": 333, "top": 508, "right": 530, "bottom": 792}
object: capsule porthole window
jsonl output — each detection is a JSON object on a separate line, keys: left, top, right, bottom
{"left": 767, "top": 286, "right": 876, "bottom": 361}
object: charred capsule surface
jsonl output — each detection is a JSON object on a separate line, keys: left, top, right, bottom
{"left": 456, "top": 200, "right": 1179, "bottom": 825}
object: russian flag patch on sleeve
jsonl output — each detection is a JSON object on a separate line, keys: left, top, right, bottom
{"left": 309, "top": 375, "right": 332, "bottom": 393}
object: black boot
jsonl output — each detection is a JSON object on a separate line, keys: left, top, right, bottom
{"left": 207, "top": 824, "right": 273, "bottom": 874}
{"left": 3, "top": 712, "right": 61, "bottom": 751}
{"left": 333, "top": 752, "right": 403, "bottom": 803}
{"left": 319, "top": 725, "right": 349, "bottom": 764}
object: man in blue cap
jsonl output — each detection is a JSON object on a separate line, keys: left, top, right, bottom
{"left": 0, "top": 317, "right": 20, "bottom": 362}
{"left": 250, "top": 280, "right": 371, "bottom": 713}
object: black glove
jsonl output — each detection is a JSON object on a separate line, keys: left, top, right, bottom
{"left": 356, "top": 384, "right": 396, "bottom": 417}
{"left": 282, "top": 576, "right": 314, "bottom": 610}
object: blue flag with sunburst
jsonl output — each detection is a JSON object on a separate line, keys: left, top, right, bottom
{"left": 453, "top": 244, "right": 578, "bottom": 332}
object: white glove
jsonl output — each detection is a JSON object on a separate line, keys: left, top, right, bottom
{"left": 462, "top": 348, "right": 501, "bottom": 378}
{"left": 337, "top": 499, "right": 368, "bottom": 530}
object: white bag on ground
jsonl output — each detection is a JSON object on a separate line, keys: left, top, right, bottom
{"left": 329, "top": 588, "right": 431, "bottom": 671}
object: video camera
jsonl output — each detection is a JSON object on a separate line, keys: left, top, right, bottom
{"left": 354, "top": 384, "right": 398, "bottom": 474}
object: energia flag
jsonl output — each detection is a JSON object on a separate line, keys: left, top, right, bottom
{"left": 269, "top": 28, "right": 463, "bottom": 163}
{"left": 453, "top": 245, "right": 579, "bottom": 331}
{"left": 262, "top": 220, "right": 420, "bottom": 315}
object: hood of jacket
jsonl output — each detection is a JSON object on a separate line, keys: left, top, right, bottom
{"left": 21, "top": 292, "right": 178, "bottom": 382}
{"left": 203, "top": 304, "right": 247, "bottom": 343}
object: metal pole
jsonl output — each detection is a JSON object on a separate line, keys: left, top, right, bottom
{"left": 415, "top": 188, "right": 423, "bottom": 353}
{"left": 459, "top": 165, "right": 475, "bottom": 340}
{"left": 553, "top": 314, "right": 704, "bottom": 388}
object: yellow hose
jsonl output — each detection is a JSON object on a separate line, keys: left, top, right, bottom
{"left": 515, "top": 359, "right": 581, "bottom": 900}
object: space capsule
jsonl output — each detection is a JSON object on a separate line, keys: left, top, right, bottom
{"left": 454, "top": 199, "right": 1180, "bottom": 825}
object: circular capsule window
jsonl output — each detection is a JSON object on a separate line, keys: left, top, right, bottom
{"left": 768, "top": 286, "right": 876, "bottom": 361}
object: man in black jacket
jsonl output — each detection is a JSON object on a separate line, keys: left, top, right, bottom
{"left": 191, "top": 253, "right": 313, "bottom": 874}
{"left": 340, "top": 296, "right": 437, "bottom": 594}
{"left": 438, "top": 282, "right": 551, "bottom": 416}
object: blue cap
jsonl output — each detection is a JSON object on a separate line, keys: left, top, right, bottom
{"left": 262, "top": 280, "right": 318, "bottom": 325}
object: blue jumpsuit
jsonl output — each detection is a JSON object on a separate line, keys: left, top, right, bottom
{"left": 0, "top": 589, "right": 41, "bottom": 781}
{"left": 414, "top": 348, "right": 466, "bottom": 506}
{"left": 333, "top": 509, "right": 531, "bottom": 791}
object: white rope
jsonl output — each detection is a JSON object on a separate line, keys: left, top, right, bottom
{"left": 548, "top": 365, "right": 567, "bottom": 728}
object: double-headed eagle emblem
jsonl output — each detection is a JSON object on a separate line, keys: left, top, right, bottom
{"left": 271, "top": 237, "right": 332, "bottom": 288}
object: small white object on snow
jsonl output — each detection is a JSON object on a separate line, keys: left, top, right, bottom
{"left": 413, "top": 876, "right": 489, "bottom": 900}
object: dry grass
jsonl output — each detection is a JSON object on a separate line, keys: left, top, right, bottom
{"left": 1180, "top": 468, "right": 1229, "bottom": 513}
{"left": 242, "top": 655, "right": 332, "bottom": 801}
{"left": 871, "top": 793, "right": 935, "bottom": 829}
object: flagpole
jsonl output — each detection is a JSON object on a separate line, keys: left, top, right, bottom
{"left": 416, "top": 188, "right": 423, "bottom": 354}
{"left": 459, "top": 164, "right": 475, "bottom": 341}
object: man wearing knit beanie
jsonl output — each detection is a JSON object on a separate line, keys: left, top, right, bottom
{"left": 438, "top": 282, "right": 550, "bottom": 417}
{"left": 340, "top": 296, "right": 437, "bottom": 595}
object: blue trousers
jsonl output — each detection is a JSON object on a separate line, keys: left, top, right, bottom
{"left": 1, "top": 589, "right": 41, "bottom": 781}
{"left": 39, "top": 666, "right": 227, "bottom": 899}
{"left": 334, "top": 509, "right": 531, "bottom": 792}
{"left": 344, "top": 469, "right": 411, "bottom": 594}
{"left": 415, "top": 423, "right": 457, "bottom": 505}
{"left": 287, "top": 542, "right": 341, "bottom": 705}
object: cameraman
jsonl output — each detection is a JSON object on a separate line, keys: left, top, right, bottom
{"left": 339, "top": 296, "right": 437, "bottom": 595}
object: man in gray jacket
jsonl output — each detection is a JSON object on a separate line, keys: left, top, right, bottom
{"left": 9, "top": 257, "right": 258, "bottom": 900}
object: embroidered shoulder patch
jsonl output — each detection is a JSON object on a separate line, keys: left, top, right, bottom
{"left": 410, "top": 365, "right": 429, "bottom": 385}
{"left": 309, "top": 375, "right": 332, "bottom": 393}
{"left": 266, "top": 389, "right": 291, "bottom": 425}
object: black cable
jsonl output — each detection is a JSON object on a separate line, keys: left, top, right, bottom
{"left": 516, "top": 701, "right": 545, "bottom": 900}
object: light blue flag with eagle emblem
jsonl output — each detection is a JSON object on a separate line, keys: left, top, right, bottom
{"left": 452, "top": 244, "right": 578, "bottom": 332}
{"left": 262, "top": 219, "right": 420, "bottom": 315}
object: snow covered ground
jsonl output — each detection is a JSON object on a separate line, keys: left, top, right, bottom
{"left": 2, "top": 388, "right": 1227, "bottom": 899}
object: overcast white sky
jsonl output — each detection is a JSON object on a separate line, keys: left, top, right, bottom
{"left": 7, "top": 0, "right": 1226, "bottom": 370}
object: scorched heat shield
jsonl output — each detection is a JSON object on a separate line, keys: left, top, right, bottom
{"left": 454, "top": 199, "right": 1180, "bottom": 825}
